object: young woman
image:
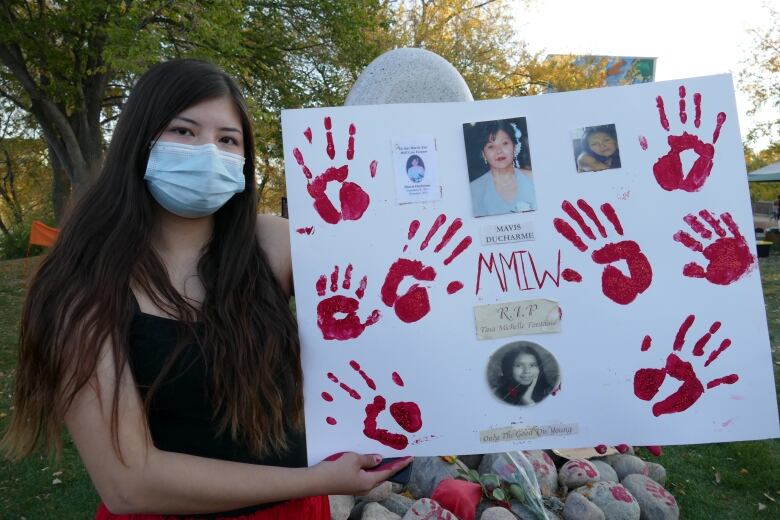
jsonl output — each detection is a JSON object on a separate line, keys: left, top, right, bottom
{"left": 577, "top": 125, "right": 621, "bottom": 172}
{"left": 493, "top": 344, "right": 554, "bottom": 406}
{"left": 469, "top": 120, "right": 536, "bottom": 217}
{"left": 2, "top": 59, "right": 409, "bottom": 519}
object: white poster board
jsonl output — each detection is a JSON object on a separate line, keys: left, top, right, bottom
{"left": 281, "top": 75, "right": 780, "bottom": 463}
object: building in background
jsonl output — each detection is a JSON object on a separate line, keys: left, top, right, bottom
{"left": 546, "top": 55, "right": 656, "bottom": 91}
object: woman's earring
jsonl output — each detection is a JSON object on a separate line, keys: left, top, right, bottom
{"left": 482, "top": 154, "right": 487, "bottom": 165}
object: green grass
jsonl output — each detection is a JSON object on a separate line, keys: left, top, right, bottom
{"left": 1, "top": 254, "right": 779, "bottom": 519}
{"left": 0, "top": 258, "right": 98, "bottom": 519}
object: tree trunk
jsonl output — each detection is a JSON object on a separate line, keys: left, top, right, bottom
{"left": 49, "top": 144, "right": 71, "bottom": 224}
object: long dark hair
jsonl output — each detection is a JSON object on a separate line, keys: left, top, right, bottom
{"left": 581, "top": 124, "right": 621, "bottom": 167}
{"left": 3, "top": 59, "right": 302, "bottom": 460}
{"left": 476, "top": 119, "right": 532, "bottom": 170}
{"left": 497, "top": 344, "right": 552, "bottom": 403}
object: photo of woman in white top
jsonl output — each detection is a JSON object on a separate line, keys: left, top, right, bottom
{"left": 464, "top": 118, "right": 537, "bottom": 218}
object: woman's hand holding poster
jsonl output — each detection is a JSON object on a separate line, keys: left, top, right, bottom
{"left": 281, "top": 75, "right": 780, "bottom": 463}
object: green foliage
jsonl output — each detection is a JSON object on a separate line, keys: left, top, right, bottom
{"left": 0, "top": 218, "right": 48, "bottom": 260}
{"left": 459, "top": 467, "right": 509, "bottom": 505}
{"left": 739, "top": 6, "right": 780, "bottom": 144}
{"left": 745, "top": 143, "right": 780, "bottom": 202}
{"left": 0, "top": 0, "right": 386, "bottom": 216}
{"left": 380, "top": 0, "right": 604, "bottom": 100}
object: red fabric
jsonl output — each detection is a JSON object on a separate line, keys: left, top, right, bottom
{"left": 94, "top": 496, "right": 330, "bottom": 520}
{"left": 430, "top": 478, "right": 482, "bottom": 520}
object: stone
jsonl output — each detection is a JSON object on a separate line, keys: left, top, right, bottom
{"left": 609, "top": 455, "right": 649, "bottom": 481}
{"left": 621, "top": 474, "right": 679, "bottom": 520}
{"left": 407, "top": 456, "right": 460, "bottom": 499}
{"left": 591, "top": 460, "right": 619, "bottom": 483}
{"left": 361, "top": 502, "right": 403, "bottom": 520}
{"left": 564, "top": 492, "right": 606, "bottom": 520}
{"left": 391, "top": 482, "right": 406, "bottom": 494}
{"left": 572, "top": 481, "right": 640, "bottom": 520}
{"left": 510, "top": 502, "right": 540, "bottom": 520}
{"left": 458, "top": 454, "right": 484, "bottom": 469}
{"left": 330, "top": 495, "right": 356, "bottom": 520}
{"left": 645, "top": 462, "right": 667, "bottom": 486}
{"left": 360, "top": 481, "right": 393, "bottom": 503}
{"left": 480, "top": 506, "right": 517, "bottom": 520}
{"left": 544, "top": 496, "right": 565, "bottom": 518}
{"left": 380, "top": 493, "right": 415, "bottom": 517}
{"left": 559, "top": 459, "right": 601, "bottom": 490}
{"left": 523, "top": 450, "right": 559, "bottom": 495}
{"left": 402, "top": 498, "right": 458, "bottom": 520}
{"left": 345, "top": 48, "right": 474, "bottom": 106}
{"left": 349, "top": 501, "right": 368, "bottom": 520}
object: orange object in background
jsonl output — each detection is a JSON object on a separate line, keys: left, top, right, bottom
{"left": 26, "top": 220, "right": 58, "bottom": 259}
{"left": 28, "top": 220, "right": 58, "bottom": 248}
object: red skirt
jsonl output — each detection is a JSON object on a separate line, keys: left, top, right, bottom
{"left": 95, "top": 496, "right": 330, "bottom": 520}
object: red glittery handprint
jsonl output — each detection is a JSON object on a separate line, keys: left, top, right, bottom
{"left": 316, "top": 264, "right": 380, "bottom": 341}
{"left": 321, "top": 362, "right": 422, "bottom": 450}
{"left": 380, "top": 214, "right": 472, "bottom": 323}
{"left": 673, "top": 210, "right": 755, "bottom": 285}
{"left": 634, "top": 315, "right": 739, "bottom": 417}
{"left": 292, "top": 117, "right": 377, "bottom": 224}
{"left": 553, "top": 199, "right": 652, "bottom": 305}
{"left": 646, "top": 86, "right": 727, "bottom": 192}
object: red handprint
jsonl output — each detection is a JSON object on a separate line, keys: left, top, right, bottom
{"left": 634, "top": 315, "right": 739, "bottom": 417}
{"left": 316, "top": 264, "right": 380, "bottom": 341}
{"left": 321, "top": 361, "right": 422, "bottom": 450}
{"left": 292, "top": 117, "right": 377, "bottom": 224}
{"left": 646, "top": 85, "right": 727, "bottom": 192}
{"left": 553, "top": 199, "right": 652, "bottom": 305}
{"left": 645, "top": 480, "right": 676, "bottom": 508}
{"left": 673, "top": 210, "right": 755, "bottom": 285}
{"left": 380, "top": 214, "right": 472, "bottom": 323}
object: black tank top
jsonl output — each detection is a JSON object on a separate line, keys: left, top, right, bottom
{"left": 127, "top": 308, "right": 307, "bottom": 517}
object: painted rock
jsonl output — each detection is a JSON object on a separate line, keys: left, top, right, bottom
{"left": 523, "top": 450, "right": 559, "bottom": 495}
{"left": 559, "top": 459, "right": 601, "bottom": 489}
{"left": 362, "top": 502, "right": 403, "bottom": 520}
{"left": 407, "top": 456, "right": 459, "bottom": 499}
{"left": 608, "top": 455, "right": 650, "bottom": 481}
{"left": 402, "top": 498, "right": 457, "bottom": 520}
{"left": 572, "top": 481, "right": 641, "bottom": 520}
{"left": 564, "top": 491, "right": 606, "bottom": 520}
{"left": 591, "top": 460, "right": 620, "bottom": 483}
{"left": 621, "top": 474, "right": 679, "bottom": 520}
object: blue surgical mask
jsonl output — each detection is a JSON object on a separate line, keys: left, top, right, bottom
{"left": 144, "top": 141, "right": 246, "bottom": 218}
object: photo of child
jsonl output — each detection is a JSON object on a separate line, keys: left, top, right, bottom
{"left": 572, "top": 124, "right": 621, "bottom": 173}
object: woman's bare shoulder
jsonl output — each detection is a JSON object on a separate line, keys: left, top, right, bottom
{"left": 255, "top": 214, "right": 292, "bottom": 296}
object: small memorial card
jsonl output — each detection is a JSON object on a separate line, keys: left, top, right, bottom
{"left": 480, "top": 221, "right": 535, "bottom": 246}
{"left": 474, "top": 299, "right": 561, "bottom": 340}
{"left": 392, "top": 136, "right": 441, "bottom": 204}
